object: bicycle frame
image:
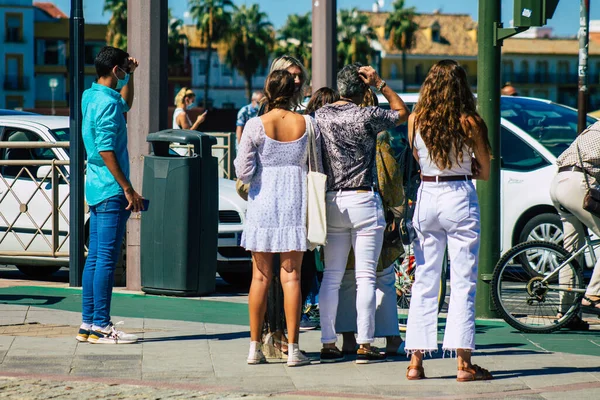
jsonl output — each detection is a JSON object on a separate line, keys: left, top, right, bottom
{"left": 540, "top": 237, "right": 600, "bottom": 291}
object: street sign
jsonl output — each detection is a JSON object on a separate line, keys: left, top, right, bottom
{"left": 514, "top": 0, "right": 559, "bottom": 27}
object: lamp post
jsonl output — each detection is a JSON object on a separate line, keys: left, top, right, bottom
{"left": 48, "top": 78, "right": 58, "bottom": 115}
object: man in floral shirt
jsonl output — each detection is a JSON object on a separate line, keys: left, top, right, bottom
{"left": 236, "top": 91, "right": 264, "bottom": 144}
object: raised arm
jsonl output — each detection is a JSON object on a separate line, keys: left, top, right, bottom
{"left": 359, "top": 66, "right": 409, "bottom": 125}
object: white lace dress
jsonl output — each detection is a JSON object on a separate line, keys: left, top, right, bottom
{"left": 234, "top": 115, "right": 321, "bottom": 253}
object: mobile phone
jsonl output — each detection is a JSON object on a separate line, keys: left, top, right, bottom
{"left": 141, "top": 199, "right": 150, "bottom": 212}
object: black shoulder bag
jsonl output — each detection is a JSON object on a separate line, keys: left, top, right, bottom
{"left": 398, "top": 137, "right": 421, "bottom": 245}
{"left": 576, "top": 141, "right": 600, "bottom": 219}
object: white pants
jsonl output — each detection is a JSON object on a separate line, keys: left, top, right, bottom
{"left": 405, "top": 181, "right": 480, "bottom": 353}
{"left": 320, "top": 191, "right": 385, "bottom": 344}
{"left": 335, "top": 266, "right": 400, "bottom": 337}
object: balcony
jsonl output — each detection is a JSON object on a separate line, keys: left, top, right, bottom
{"left": 4, "top": 76, "right": 29, "bottom": 91}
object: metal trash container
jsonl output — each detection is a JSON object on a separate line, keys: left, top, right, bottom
{"left": 141, "top": 129, "right": 218, "bottom": 296}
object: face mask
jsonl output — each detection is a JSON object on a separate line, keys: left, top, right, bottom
{"left": 186, "top": 102, "right": 195, "bottom": 110}
{"left": 115, "top": 68, "right": 130, "bottom": 90}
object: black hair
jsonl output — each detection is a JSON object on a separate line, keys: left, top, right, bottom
{"left": 94, "top": 46, "right": 129, "bottom": 78}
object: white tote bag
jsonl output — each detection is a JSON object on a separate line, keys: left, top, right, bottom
{"left": 304, "top": 115, "right": 327, "bottom": 250}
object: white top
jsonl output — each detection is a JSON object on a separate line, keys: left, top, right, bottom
{"left": 172, "top": 107, "right": 191, "bottom": 129}
{"left": 414, "top": 131, "right": 472, "bottom": 176}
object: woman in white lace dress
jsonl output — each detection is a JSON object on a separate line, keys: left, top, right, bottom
{"left": 234, "top": 70, "right": 320, "bottom": 367}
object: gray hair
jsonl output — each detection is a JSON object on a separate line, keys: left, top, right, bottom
{"left": 337, "top": 63, "right": 368, "bottom": 100}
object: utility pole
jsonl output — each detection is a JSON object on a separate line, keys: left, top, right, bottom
{"left": 578, "top": 0, "right": 590, "bottom": 134}
{"left": 126, "top": 0, "right": 169, "bottom": 290}
{"left": 312, "top": 0, "right": 337, "bottom": 91}
{"left": 68, "top": 0, "right": 85, "bottom": 287}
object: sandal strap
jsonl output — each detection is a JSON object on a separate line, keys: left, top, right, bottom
{"left": 583, "top": 296, "right": 600, "bottom": 306}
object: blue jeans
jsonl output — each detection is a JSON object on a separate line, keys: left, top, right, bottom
{"left": 82, "top": 195, "right": 130, "bottom": 327}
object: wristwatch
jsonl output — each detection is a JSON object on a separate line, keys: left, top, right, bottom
{"left": 376, "top": 80, "right": 387, "bottom": 92}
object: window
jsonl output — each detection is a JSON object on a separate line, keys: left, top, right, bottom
{"left": 84, "top": 43, "right": 105, "bottom": 65}
{"left": 5, "top": 95, "right": 23, "bottom": 109}
{"left": 431, "top": 22, "right": 441, "bottom": 43}
{"left": 520, "top": 60, "right": 529, "bottom": 82}
{"left": 5, "top": 54, "right": 24, "bottom": 90}
{"left": 500, "top": 127, "right": 550, "bottom": 172}
{"left": 222, "top": 64, "right": 233, "bottom": 77}
{"left": 535, "top": 61, "right": 549, "bottom": 83}
{"left": 415, "top": 64, "right": 424, "bottom": 83}
{"left": 502, "top": 60, "right": 514, "bottom": 83}
{"left": 390, "top": 63, "right": 398, "bottom": 79}
{"left": 1, "top": 128, "right": 55, "bottom": 178}
{"left": 197, "top": 58, "right": 208, "bottom": 75}
{"left": 5, "top": 13, "right": 23, "bottom": 43}
{"left": 35, "top": 40, "right": 66, "bottom": 66}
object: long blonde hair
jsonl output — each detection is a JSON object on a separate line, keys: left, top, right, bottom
{"left": 174, "top": 87, "right": 195, "bottom": 108}
{"left": 269, "top": 55, "right": 309, "bottom": 110}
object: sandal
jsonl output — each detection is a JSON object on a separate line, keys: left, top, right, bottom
{"left": 457, "top": 364, "right": 493, "bottom": 382}
{"left": 582, "top": 296, "right": 600, "bottom": 310}
{"left": 406, "top": 364, "right": 426, "bottom": 380}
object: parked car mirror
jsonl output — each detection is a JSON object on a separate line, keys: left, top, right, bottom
{"left": 36, "top": 165, "right": 52, "bottom": 180}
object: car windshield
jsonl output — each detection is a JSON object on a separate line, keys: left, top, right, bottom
{"left": 500, "top": 97, "right": 596, "bottom": 158}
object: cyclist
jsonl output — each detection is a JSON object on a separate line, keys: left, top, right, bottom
{"left": 550, "top": 121, "right": 600, "bottom": 329}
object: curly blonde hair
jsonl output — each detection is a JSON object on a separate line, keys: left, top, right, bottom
{"left": 413, "top": 60, "right": 490, "bottom": 170}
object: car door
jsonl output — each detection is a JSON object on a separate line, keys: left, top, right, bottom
{"left": 500, "top": 125, "right": 553, "bottom": 252}
{"left": 0, "top": 124, "right": 68, "bottom": 255}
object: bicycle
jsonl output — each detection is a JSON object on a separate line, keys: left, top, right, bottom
{"left": 491, "top": 230, "right": 600, "bottom": 333}
{"left": 395, "top": 245, "right": 448, "bottom": 330}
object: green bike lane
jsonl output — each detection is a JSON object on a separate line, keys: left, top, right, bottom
{"left": 1, "top": 285, "right": 598, "bottom": 357}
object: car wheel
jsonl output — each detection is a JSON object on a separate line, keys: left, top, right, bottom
{"left": 16, "top": 265, "right": 62, "bottom": 277}
{"left": 218, "top": 271, "right": 252, "bottom": 288}
{"left": 517, "top": 213, "right": 563, "bottom": 275}
{"left": 518, "top": 213, "right": 563, "bottom": 245}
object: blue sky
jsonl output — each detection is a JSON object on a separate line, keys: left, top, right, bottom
{"left": 54, "top": 0, "right": 598, "bottom": 38}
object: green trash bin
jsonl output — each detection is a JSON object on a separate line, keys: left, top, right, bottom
{"left": 141, "top": 129, "right": 218, "bottom": 296}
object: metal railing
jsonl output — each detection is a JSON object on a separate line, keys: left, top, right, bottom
{"left": 0, "top": 141, "right": 73, "bottom": 258}
{"left": 0, "top": 133, "right": 235, "bottom": 260}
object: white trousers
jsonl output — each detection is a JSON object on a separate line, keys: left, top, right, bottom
{"left": 405, "top": 181, "right": 480, "bottom": 353}
{"left": 320, "top": 191, "right": 385, "bottom": 344}
{"left": 335, "top": 266, "right": 400, "bottom": 337}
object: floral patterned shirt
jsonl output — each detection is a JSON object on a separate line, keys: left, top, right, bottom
{"left": 314, "top": 102, "right": 400, "bottom": 191}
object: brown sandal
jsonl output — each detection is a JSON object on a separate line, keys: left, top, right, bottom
{"left": 406, "top": 364, "right": 426, "bottom": 380}
{"left": 457, "top": 364, "right": 493, "bottom": 382}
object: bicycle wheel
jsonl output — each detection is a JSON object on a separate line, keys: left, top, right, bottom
{"left": 396, "top": 247, "right": 448, "bottom": 329}
{"left": 491, "top": 241, "right": 585, "bottom": 333}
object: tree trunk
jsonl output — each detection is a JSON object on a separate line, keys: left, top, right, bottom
{"left": 204, "top": 41, "right": 212, "bottom": 108}
{"left": 401, "top": 50, "right": 407, "bottom": 92}
{"left": 245, "top": 74, "right": 253, "bottom": 103}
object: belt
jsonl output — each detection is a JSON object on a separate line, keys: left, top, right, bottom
{"left": 421, "top": 175, "right": 472, "bottom": 182}
{"left": 336, "top": 186, "right": 378, "bottom": 193}
{"left": 558, "top": 165, "right": 584, "bottom": 174}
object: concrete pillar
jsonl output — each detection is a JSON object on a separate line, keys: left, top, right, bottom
{"left": 312, "top": 0, "right": 337, "bottom": 91}
{"left": 126, "top": 0, "right": 168, "bottom": 290}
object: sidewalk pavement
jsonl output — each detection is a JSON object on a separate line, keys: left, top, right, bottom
{"left": 0, "top": 284, "right": 599, "bottom": 400}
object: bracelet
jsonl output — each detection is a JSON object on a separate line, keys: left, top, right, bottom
{"left": 376, "top": 80, "right": 387, "bottom": 92}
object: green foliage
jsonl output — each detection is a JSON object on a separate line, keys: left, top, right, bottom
{"left": 275, "top": 13, "right": 312, "bottom": 70}
{"left": 384, "top": 0, "right": 418, "bottom": 52}
{"left": 337, "top": 8, "right": 378, "bottom": 67}
{"left": 223, "top": 4, "right": 274, "bottom": 101}
{"left": 168, "top": 9, "right": 187, "bottom": 65}
{"left": 103, "top": 0, "right": 127, "bottom": 50}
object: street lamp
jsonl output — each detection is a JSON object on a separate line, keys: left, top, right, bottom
{"left": 48, "top": 78, "right": 58, "bottom": 115}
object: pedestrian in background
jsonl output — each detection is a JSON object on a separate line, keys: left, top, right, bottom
{"left": 236, "top": 91, "right": 264, "bottom": 144}
{"left": 235, "top": 69, "right": 320, "bottom": 367}
{"left": 77, "top": 46, "right": 143, "bottom": 345}
{"left": 173, "top": 87, "right": 207, "bottom": 130}
{"left": 404, "top": 59, "right": 492, "bottom": 381}
{"left": 315, "top": 64, "right": 408, "bottom": 364}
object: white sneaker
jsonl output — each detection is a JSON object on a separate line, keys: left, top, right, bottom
{"left": 287, "top": 344, "right": 311, "bottom": 367}
{"left": 88, "top": 322, "right": 138, "bottom": 344}
{"left": 247, "top": 341, "right": 267, "bottom": 365}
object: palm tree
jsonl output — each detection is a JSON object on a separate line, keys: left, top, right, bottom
{"left": 384, "top": 0, "right": 419, "bottom": 91}
{"left": 103, "top": 0, "right": 127, "bottom": 50}
{"left": 275, "top": 13, "right": 312, "bottom": 71}
{"left": 222, "top": 4, "right": 274, "bottom": 102}
{"left": 168, "top": 9, "right": 187, "bottom": 66}
{"left": 189, "top": 0, "right": 235, "bottom": 108}
{"left": 337, "top": 8, "right": 377, "bottom": 68}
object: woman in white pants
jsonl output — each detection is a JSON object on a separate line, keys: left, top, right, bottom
{"left": 404, "top": 60, "right": 493, "bottom": 381}
{"left": 315, "top": 64, "right": 409, "bottom": 364}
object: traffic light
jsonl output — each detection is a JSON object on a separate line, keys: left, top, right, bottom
{"left": 513, "top": 0, "right": 560, "bottom": 27}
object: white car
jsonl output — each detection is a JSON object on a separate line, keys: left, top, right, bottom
{"left": 0, "top": 115, "right": 250, "bottom": 285}
{"left": 376, "top": 94, "right": 597, "bottom": 254}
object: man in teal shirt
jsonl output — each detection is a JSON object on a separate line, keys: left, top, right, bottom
{"left": 77, "top": 46, "right": 143, "bottom": 344}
